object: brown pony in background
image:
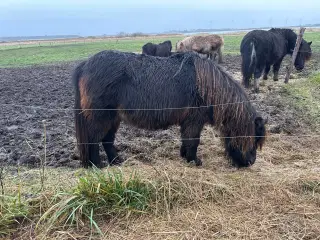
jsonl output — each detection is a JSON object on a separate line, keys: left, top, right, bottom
{"left": 176, "top": 34, "right": 224, "bottom": 63}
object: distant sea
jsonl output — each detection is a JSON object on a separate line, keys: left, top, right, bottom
{"left": 183, "top": 26, "right": 320, "bottom": 36}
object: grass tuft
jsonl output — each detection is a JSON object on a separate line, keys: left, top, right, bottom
{"left": 36, "top": 167, "right": 153, "bottom": 236}
{"left": 0, "top": 195, "right": 30, "bottom": 236}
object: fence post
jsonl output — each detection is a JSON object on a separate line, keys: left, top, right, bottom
{"left": 284, "top": 27, "right": 306, "bottom": 84}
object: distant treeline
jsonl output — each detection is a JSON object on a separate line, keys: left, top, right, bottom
{"left": 164, "top": 23, "right": 320, "bottom": 34}
{"left": 0, "top": 35, "right": 81, "bottom": 42}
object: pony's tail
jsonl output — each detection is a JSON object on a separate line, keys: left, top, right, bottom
{"left": 241, "top": 40, "right": 256, "bottom": 88}
{"left": 73, "top": 61, "right": 91, "bottom": 168}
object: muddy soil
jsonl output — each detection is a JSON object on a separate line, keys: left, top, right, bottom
{"left": 0, "top": 53, "right": 319, "bottom": 168}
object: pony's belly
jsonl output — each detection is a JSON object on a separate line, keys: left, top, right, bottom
{"left": 118, "top": 111, "right": 177, "bottom": 131}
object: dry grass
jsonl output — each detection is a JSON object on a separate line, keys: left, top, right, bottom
{"left": 2, "top": 128, "right": 320, "bottom": 239}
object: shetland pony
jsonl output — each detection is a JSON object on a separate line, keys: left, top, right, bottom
{"left": 240, "top": 28, "right": 312, "bottom": 92}
{"left": 142, "top": 40, "right": 172, "bottom": 57}
{"left": 72, "top": 50, "right": 267, "bottom": 168}
{"left": 176, "top": 34, "right": 224, "bottom": 63}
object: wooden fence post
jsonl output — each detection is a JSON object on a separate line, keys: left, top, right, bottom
{"left": 284, "top": 27, "right": 306, "bottom": 84}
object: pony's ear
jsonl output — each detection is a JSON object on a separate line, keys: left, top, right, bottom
{"left": 308, "top": 41, "right": 312, "bottom": 46}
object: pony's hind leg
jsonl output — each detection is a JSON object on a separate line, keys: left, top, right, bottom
{"left": 101, "top": 119, "right": 123, "bottom": 166}
{"left": 263, "top": 64, "right": 271, "bottom": 80}
{"left": 85, "top": 123, "right": 105, "bottom": 168}
{"left": 253, "top": 63, "right": 265, "bottom": 93}
{"left": 179, "top": 114, "right": 206, "bottom": 166}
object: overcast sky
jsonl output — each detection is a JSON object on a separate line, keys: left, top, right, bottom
{"left": 1, "top": 0, "right": 319, "bottom": 37}
{"left": 1, "top": 0, "right": 318, "bottom": 10}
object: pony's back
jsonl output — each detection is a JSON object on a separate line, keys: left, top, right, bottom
{"left": 76, "top": 50, "right": 203, "bottom": 129}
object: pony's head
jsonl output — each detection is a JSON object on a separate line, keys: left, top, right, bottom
{"left": 162, "top": 40, "right": 172, "bottom": 51}
{"left": 225, "top": 116, "right": 267, "bottom": 167}
{"left": 294, "top": 40, "right": 312, "bottom": 71}
{"left": 269, "top": 28, "right": 312, "bottom": 71}
{"left": 176, "top": 41, "right": 187, "bottom": 52}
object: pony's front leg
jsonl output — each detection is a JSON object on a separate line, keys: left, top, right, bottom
{"left": 217, "top": 48, "right": 223, "bottom": 63}
{"left": 179, "top": 117, "right": 205, "bottom": 166}
{"left": 87, "top": 144, "right": 101, "bottom": 168}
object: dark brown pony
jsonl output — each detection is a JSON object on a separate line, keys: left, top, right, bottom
{"left": 72, "top": 50, "right": 267, "bottom": 168}
{"left": 142, "top": 40, "right": 172, "bottom": 57}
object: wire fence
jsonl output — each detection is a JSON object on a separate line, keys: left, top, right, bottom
{"left": 1, "top": 101, "right": 320, "bottom": 150}
{"left": 0, "top": 34, "right": 182, "bottom": 50}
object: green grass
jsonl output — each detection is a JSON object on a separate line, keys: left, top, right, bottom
{"left": 0, "top": 36, "right": 181, "bottom": 67}
{"left": 0, "top": 34, "right": 244, "bottom": 67}
{"left": 282, "top": 72, "right": 320, "bottom": 128}
{"left": 0, "top": 167, "right": 154, "bottom": 237}
{"left": 0, "top": 195, "right": 30, "bottom": 236}
{"left": 37, "top": 167, "right": 153, "bottom": 236}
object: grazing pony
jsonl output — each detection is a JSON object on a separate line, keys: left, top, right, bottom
{"left": 73, "top": 50, "right": 267, "bottom": 169}
{"left": 142, "top": 40, "right": 172, "bottom": 57}
{"left": 176, "top": 34, "right": 224, "bottom": 63}
{"left": 240, "top": 28, "right": 312, "bottom": 92}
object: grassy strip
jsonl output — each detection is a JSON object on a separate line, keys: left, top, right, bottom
{"left": 0, "top": 165, "right": 232, "bottom": 238}
{"left": 0, "top": 35, "right": 242, "bottom": 67}
{"left": 282, "top": 72, "right": 320, "bottom": 128}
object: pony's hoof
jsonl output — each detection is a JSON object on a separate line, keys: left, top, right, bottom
{"left": 273, "top": 78, "right": 279, "bottom": 81}
{"left": 180, "top": 146, "right": 187, "bottom": 158}
{"left": 195, "top": 158, "right": 202, "bottom": 166}
{"left": 263, "top": 76, "right": 268, "bottom": 80}
{"left": 109, "top": 156, "right": 123, "bottom": 166}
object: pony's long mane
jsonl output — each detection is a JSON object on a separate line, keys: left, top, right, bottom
{"left": 194, "top": 58, "right": 259, "bottom": 153}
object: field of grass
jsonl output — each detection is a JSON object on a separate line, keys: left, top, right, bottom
{"left": 0, "top": 31, "right": 319, "bottom": 68}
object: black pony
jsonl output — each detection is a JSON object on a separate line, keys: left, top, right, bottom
{"left": 142, "top": 40, "right": 172, "bottom": 57}
{"left": 72, "top": 50, "right": 267, "bottom": 169}
{"left": 240, "top": 28, "right": 312, "bottom": 92}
